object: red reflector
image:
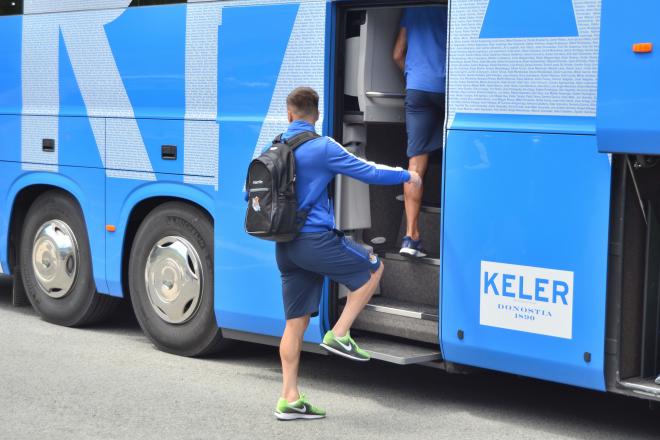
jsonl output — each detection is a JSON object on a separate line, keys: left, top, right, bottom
{"left": 633, "top": 42, "right": 653, "bottom": 53}
{"left": 106, "top": 225, "right": 117, "bottom": 232}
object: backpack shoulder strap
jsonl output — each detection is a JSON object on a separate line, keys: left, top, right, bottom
{"left": 285, "top": 131, "right": 321, "bottom": 150}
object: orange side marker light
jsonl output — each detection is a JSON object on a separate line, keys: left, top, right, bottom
{"left": 633, "top": 42, "right": 653, "bottom": 53}
{"left": 106, "top": 225, "right": 117, "bottom": 232}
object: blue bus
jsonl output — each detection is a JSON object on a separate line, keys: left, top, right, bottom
{"left": 1, "top": 0, "right": 659, "bottom": 404}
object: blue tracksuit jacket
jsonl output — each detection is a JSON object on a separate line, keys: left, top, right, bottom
{"left": 277, "top": 120, "right": 411, "bottom": 233}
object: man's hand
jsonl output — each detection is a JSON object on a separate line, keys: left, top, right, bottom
{"left": 407, "top": 170, "right": 422, "bottom": 187}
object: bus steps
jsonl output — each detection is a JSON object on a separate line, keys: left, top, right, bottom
{"left": 618, "top": 377, "right": 660, "bottom": 401}
{"left": 345, "top": 251, "right": 440, "bottom": 344}
{"left": 383, "top": 252, "right": 440, "bottom": 267}
{"left": 353, "top": 332, "right": 442, "bottom": 365}
{"left": 344, "top": 301, "right": 438, "bottom": 345}
{"left": 363, "top": 296, "right": 438, "bottom": 322}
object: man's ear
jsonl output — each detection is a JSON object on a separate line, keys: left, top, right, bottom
{"left": 287, "top": 110, "right": 294, "bottom": 123}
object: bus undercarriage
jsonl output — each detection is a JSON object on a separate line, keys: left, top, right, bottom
{"left": 607, "top": 156, "right": 660, "bottom": 401}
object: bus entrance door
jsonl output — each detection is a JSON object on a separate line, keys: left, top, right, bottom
{"left": 332, "top": 4, "right": 444, "bottom": 363}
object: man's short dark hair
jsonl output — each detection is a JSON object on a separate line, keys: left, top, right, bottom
{"left": 287, "top": 87, "right": 319, "bottom": 119}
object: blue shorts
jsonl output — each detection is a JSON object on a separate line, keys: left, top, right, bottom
{"left": 275, "top": 230, "right": 381, "bottom": 320}
{"left": 405, "top": 89, "right": 445, "bottom": 158}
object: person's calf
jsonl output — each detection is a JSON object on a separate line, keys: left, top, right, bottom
{"left": 405, "top": 153, "right": 429, "bottom": 242}
{"left": 280, "top": 315, "right": 310, "bottom": 402}
{"left": 404, "top": 182, "right": 424, "bottom": 241}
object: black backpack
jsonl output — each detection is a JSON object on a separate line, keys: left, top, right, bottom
{"left": 244, "top": 131, "right": 320, "bottom": 242}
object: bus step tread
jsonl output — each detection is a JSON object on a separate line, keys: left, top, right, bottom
{"left": 383, "top": 252, "right": 440, "bottom": 267}
{"left": 352, "top": 332, "right": 441, "bottom": 365}
{"left": 364, "top": 296, "right": 438, "bottom": 322}
{"left": 344, "top": 302, "right": 438, "bottom": 344}
{"left": 618, "top": 377, "right": 660, "bottom": 397}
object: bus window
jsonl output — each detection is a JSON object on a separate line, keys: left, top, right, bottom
{"left": 129, "top": 0, "right": 186, "bottom": 7}
{"left": 0, "top": 1, "right": 22, "bottom": 15}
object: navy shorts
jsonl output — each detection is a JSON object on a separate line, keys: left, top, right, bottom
{"left": 405, "top": 89, "right": 445, "bottom": 158}
{"left": 275, "top": 230, "right": 381, "bottom": 320}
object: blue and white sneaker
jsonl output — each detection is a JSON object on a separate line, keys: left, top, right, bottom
{"left": 399, "top": 236, "right": 426, "bottom": 258}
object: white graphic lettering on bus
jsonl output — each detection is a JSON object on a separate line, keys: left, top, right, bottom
{"left": 480, "top": 260, "right": 574, "bottom": 339}
{"left": 20, "top": 0, "right": 326, "bottom": 189}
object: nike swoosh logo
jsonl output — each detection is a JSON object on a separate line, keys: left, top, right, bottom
{"left": 288, "top": 405, "right": 307, "bottom": 414}
{"left": 336, "top": 339, "right": 352, "bottom": 352}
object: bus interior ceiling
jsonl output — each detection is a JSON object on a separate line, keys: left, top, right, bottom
{"left": 331, "top": 2, "right": 446, "bottom": 354}
{"left": 612, "top": 154, "right": 660, "bottom": 394}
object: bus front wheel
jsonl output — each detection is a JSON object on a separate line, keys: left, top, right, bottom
{"left": 128, "top": 202, "right": 225, "bottom": 357}
{"left": 19, "top": 190, "right": 118, "bottom": 326}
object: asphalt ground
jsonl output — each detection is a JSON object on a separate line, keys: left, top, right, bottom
{"left": 0, "top": 277, "right": 659, "bottom": 440}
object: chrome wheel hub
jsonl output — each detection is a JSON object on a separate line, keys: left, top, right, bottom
{"left": 145, "top": 236, "right": 203, "bottom": 324}
{"left": 32, "top": 220, "right": 79, "bottom": 299}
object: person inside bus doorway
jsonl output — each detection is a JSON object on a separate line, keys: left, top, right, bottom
{"left": 393, "top": 5, "right": 448, "bottom": 258}
{"left": 273, "top": 87, "right": 421, "bottom": 420}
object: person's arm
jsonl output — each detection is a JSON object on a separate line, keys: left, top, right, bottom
{"left": 325, "top": 138, "right": 420, "bottom": 186}
{"left": 393, "top": 27, "right": 407, "bottom": 71}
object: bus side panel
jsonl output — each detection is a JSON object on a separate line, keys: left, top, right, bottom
{"left": 104, "top": 3, "right": 186, "bottom": 120}
{"left": 597, "top": 0, "right": 660, "bottom": 154}
{"left": 0, "top": 116, "right": 20, "bottom": 163}
{"left": 441, "top": 130, "right": 611, "bottom": 391}
{"left": 104, "top": 173, "right": 216, "bottom": 298}
{"left": 0, "top": 115, "right": 103, "bottom": 175}
{"left": 0, "top": 162, "right": 19, "bottom": 274}
{"left": 0, "top": 14, "right": 21, "bottom": 118}
{"left": 0, "top": 119, "right": 106, "bottom": 292}
{"left": 103, "top": 4, "right": 188, "bottom": 178}
{"left": 214, "top": 1, "right": 327, "bottom": 342}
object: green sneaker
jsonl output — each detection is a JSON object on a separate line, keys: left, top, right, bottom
{"left": 274, "top": 393, "right": 326, "bottom": 421}
{"left": 320, "top": 330, "right": 371, "bottom": 362}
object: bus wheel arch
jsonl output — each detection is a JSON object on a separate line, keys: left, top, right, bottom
{"left": 8, "top": 184, "right": 59, "bottom": 272}
{"left": 120, "top": 196, "right": 215, "bottom": 302}
{"left": 16, "top": 188, "right": 118, "bottom": 326}
{"left": 124, "top": 198, "right": 225, "bottom": 356}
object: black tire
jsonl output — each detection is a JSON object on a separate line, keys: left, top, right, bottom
{"left": 19, "top": 190, "right": 118, "bottom": 326}
{"left": 128, "top": 202, "right": 225, "bottom": 356}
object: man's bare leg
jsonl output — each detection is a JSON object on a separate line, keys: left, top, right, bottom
{"left": 332, "top": 262, "right": 384, "bottom": 338}
{"left": 280, "top": 314, "right": 311, "bottom": 402}
{"left": 404, "top": 154, "right": 429, "bottom": 241}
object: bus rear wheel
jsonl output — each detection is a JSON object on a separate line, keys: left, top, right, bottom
{"left": 19, "top": 190, "right": 118, "bottom": 326}
{"left": 128, "top": 202, "right": 225, "bottom": 356}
